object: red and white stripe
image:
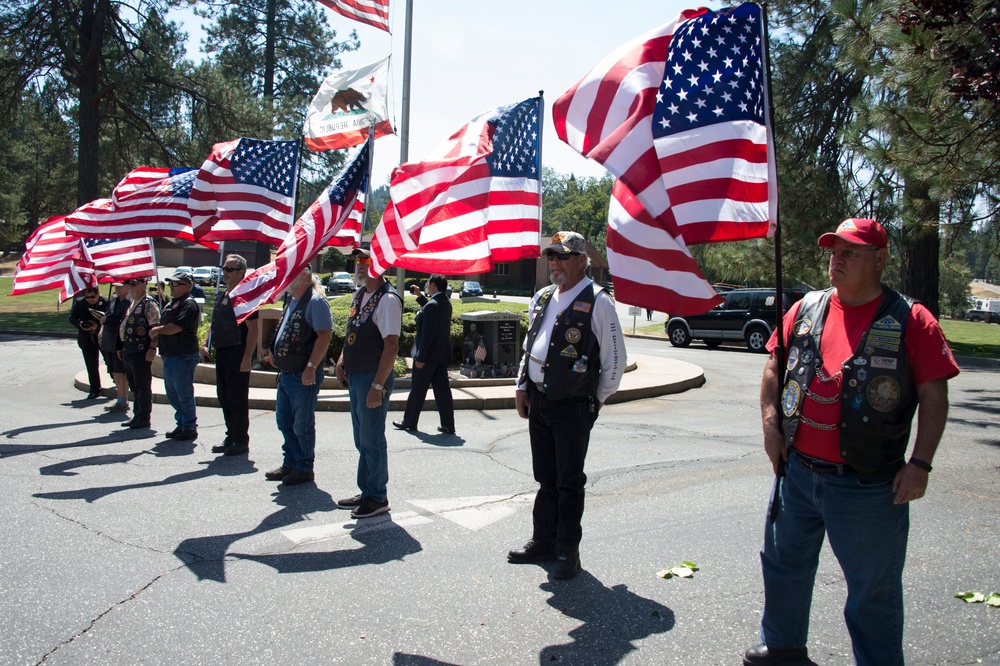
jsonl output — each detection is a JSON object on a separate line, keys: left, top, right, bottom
{"left": 315, "top": 0, "right": 389, "bottom": 32}
{"left": 188, "top": 139, "right": 296, "bottom": 246}
{"left": 324, "top": 196, "right": 363, "bottom": 248}
{"left": 81, "top": 232, "right": 157, "bottom": 281}
{"left": 606, "top": 180, "right": 722, "bottom": 315}
{"left": 17, "top": 216, "right": 79, "bottom": 271}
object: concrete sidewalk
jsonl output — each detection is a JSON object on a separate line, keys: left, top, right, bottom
{"left": 75, "top": 353, "right": 706, "bottom": 412}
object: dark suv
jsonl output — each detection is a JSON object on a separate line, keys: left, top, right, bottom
{"left": 665, "top": 288, "right": 796, "bottom": 353}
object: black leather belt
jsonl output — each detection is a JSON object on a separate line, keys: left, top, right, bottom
{"left": 793, "top": 450, "right": 856, "bottom": 476}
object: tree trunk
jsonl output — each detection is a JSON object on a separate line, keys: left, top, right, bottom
{"left": 254, "top": 0, "right": 278, "bottom": 270}
{"left": 77, "top": 0, "right": 108, "bottom": 205}
{"left": 899, "top": 178, "right": 941, "bottom": 317}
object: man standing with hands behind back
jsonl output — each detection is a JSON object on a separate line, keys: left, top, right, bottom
{"left": 394, "top": 274, "right": 455, "bottom": 434}
{"left": 203, "top": 254, "right": 260, "bottom": 456}
{"left": 743, "top": 218, "right": 959, "bottom": 666}
{"left": 508, "top": 231, "right": 625, "bottom": 580}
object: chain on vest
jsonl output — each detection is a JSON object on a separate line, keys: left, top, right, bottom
{"left": 342, "top": 282, "right": 398, "bottom": 375}
{"left": 780, "top": 286, "right": 917, "bottom": 477}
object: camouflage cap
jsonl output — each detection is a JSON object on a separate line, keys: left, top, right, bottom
{"left": 544, "top": 231, "right": 586, "bottom": 255}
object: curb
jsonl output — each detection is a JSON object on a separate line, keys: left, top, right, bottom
{"left": 74, "top": 353, "right": 706, "bottom": 412}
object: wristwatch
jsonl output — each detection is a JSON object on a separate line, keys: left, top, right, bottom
{"left": 371, "top": 382, "right": 384, "bottom": 391}
{"left": 307, "top": 361, "right": 316, "bottom": 368}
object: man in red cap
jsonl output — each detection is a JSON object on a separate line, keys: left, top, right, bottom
{"left": 744, "top": 219, "right": 960, "bottom": 666}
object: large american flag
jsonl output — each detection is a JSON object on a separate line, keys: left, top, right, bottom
{"left": 189, "top": 138, "right": 300, "bottom": 246}
{"left": 82, "top": 236, "right": 156, "bottom": 282}
{"left": 59, "top": 259, "right": 97, "bottom": 302}
{"left": 9, "top": 252, "right": 87, "bottom": 296}
{"left": 325, "top": 196, "right": 364, "bottom": 248}
{"left": 607, "top": 180, "right": 722, "bottom": 315}
{"left": 369, "top": 96, "right": 542, "bottom": 276}
{"left": 16, "top": 216, "right": 78, "bottom": 272}
{"left": 229, "top": 137, "right": 371, "bottom": 322}
{"left": 64, "top": 167, "right": 218, "bottom": 248}
{"left": 651, "top": 3, "right": 774, "bottom": 243}
{"left": 315, "top": 0, "right": 389, "bottom": 32}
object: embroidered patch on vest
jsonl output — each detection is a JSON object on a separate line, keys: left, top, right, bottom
{"left": 572, "top": 301, "right": 592, "bottom": 313}
{"left": 867, "top": 376, "right": 901, "bottom": 413}
{"left": 793, "top": 318, "right": 812, "bottom": 336}
{"left": 870, "top": 356, "right": 897, "bottom": 370}
{"left": 346, "top": 332, "right": 357, "bottom": 346}
{"left": 560, "top": 345, "right": 579, "bottom": 358}
{"left": 872, "top": 315, "right": 902, "bottom": 331}
{"left": 782, "top": 381, "right": 802, "bottom": 417}
{"left": 565, "top": 327, "right": 582, "bottom": 344}
{"left": 786, "top": 347, "right": 800, "bottom": 371}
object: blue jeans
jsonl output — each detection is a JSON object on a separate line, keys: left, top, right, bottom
{"left": 759, "top": 453, "right": 909, "bottom": 666}
{"left": 347, "top": 371, "right": 392, "bottom": 502}
{"left": 162, "top": 353, "right": 200, "bottom": 430}
{"left": 276, "top": 369, "right": 324, "bottom": 472}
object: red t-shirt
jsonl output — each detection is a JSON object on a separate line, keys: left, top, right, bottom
{"left": 766, "top": 292, "right": 960, "bottom": 461}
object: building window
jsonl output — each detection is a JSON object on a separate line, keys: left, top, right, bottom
{"left": 493, "top": 263, "right": 510, "bottom": 276}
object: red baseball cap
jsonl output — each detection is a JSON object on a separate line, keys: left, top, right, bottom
{"left": 818, "top": 218, "right": 887, "bottom": 249}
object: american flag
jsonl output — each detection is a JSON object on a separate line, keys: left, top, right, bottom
{"left": 607, "top": 179, "right": 723, "bottom": 315}
{"left": 369, "top": 97, "right": 541, "bottom": 277}
{"left": 315, "top": 0, "right": 389, "bottom": 32}
{"left": 59, "top": 259, "right": 97, "bottom": 302}
{"left": 229, "top": 137, "right": 371, "bottom": 322}
{"left": 325, "top": 196, "right": 364, "bottom": 248}
{"left": 16, "top": 216, "right": 79, "bottom": 272}
{"left": 651, "top": 3, "right": 774, "bottom": 243}
{"left": 189, "top": 138, "right": 300, "bottom": 246}
{"left": 64, "top": 167, "right": 213, "bottom": 245}
{"left": 82, "top": 235, "right": 156, "bottom": 282}
{"left": 553, "top": 3, "right": 774, "bottom": 245}
{"left": 9, "top": 252, "right": 89, "bottom": 297}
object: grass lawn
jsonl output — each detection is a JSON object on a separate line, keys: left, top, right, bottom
{"left": 0, "top": 277, "right": 218, "bottom": 334}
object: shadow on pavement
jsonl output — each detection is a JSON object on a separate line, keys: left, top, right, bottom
{"left": 537, "top": 571, "right": 675, "bottom": 665}
{"left": 393, "top": 655, "right": 461, "bottom": 666}
{"left": 32, "top": 455, "right": 256, "bottom": 503}
{"left": 0, "top": 430, "right": 156, "bottom": 459}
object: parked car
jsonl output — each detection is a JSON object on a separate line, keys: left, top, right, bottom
{"left": 665, "top": 288, "right": 801, "bottom": 353}
{"left": 460, "top": 281, "right": 484, "bottom": 298}
{"left": 966, "top": 309, "right": 1000, "bottom": 324}
{"left": 326, "top": 272, "right": 355, "bottom": 294}
{"left": 192, "top": 266, "right": 217, "bottom": 286}
{"left": 175, "top": 265, "right": 193, "bottom": 275}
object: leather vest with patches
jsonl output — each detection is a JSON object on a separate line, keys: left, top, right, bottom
{"left": 342, "top": 282, "right": 398, "bottom": 375}
{"left": 781, "top": 286, "right": 917, "bottom": 477}
{"left": 122, "top": 297, "right": 153, "bottom": 353}
{"left": 100, "top": 295, "right": 128, "bottom": 354}
{"left": 520, "top": 283, "right": 600, "bottom": 401}
{"left": 210, "top": 290, "right": 243, "bottom": 349}
{"left": 271, "top": 291, "right": 317, "bottom": 373}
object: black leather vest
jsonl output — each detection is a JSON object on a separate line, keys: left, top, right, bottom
{"left": 520, "top": 283, "right": 601, "bottom": 401}
{"left": 100, "top": 295, "right": 128, "bottom": 354}
{"left": 781, "top": 286, "right": 917, "bottom": 477}
{"left": 122, "top": 297, "right": 153, "bottom": 352}
{"left": 210, "top": 290, "right": 243, "bottom": 349}
{"left": 342, "top": 282, "right": 399, "bottom": 375}
{"left": 271, "top": 291, "right": 317, "bottom": 373}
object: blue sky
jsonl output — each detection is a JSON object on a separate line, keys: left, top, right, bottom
{"left": 170, "top": 0, "right": 694, "bottom": 185}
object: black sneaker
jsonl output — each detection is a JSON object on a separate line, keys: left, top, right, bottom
{"left": 336, "top": 494, "right": 363, "bottom": 509}
{"left": 164, "top": 428, "right": 181, "bottom": 439}
{"left": 173, "top": 429, "right": 198, "bottom": 441}
{"left": 508, "top": 539, "right": 557, "bottom": 564}
{"left": 351, "top": 498, "right": 390, "bottom": 519}
{"left": 280, "top": 469, "right": 315, "bottom": 486}
{"left": 551, "top": 551, "right": 581, "bottom": 580}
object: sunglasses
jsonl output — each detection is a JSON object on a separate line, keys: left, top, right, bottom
{"left": 825, "top": 247, "right": 879, "bottom": 261}
{"left": 84, "top": 293, "right": 99, "bottom": 299}
{"left": 545, "top": 251, "right": 580, "bottom": 261}
{"left": 356, "top": 256, "right": 372, "bottom": 265}
{"left": 222, "top": 266, "right": 242, "bottom": 273}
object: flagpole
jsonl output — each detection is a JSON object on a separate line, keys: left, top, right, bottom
{"left": 394, "top": 0, "right": 414, "bottom": 295}
{"left": 360, "top": 124, "right": 375, "bottom": 244}
{"left": 536, "top": 91, "right": 545, "bottom": 291}
{"left": 760, "top": 1, "right": 787, "bottom": 516}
